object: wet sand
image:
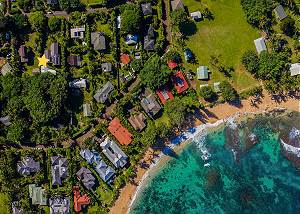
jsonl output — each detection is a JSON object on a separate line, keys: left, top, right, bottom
{"left": 109, "top": 92, "right": 299, "bottom": 214}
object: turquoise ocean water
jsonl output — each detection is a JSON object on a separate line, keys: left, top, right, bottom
{"left": 130, "top": 113, "right": 300, "bottom": 214}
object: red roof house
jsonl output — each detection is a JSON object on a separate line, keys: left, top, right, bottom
{"left": 156, "top": 86, "right": 174, "bottom": 105}
{"left": 167, "top": 60, "right": 178, "bottom": 70}
{"left": 172, "top": 71, "right": 189, "bottom": 94}
{"left": 120, "top": 54, "right": 131, "bottom": 65}
{"left": 73, "top": 186, "right": 90, "bottom": 213}
{"left": 108, "top": 118, "right": 133, "bottom": 145}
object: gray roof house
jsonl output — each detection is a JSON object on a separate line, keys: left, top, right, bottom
{"left": 45, "top": 43, "right": 60, "bottom": 65}
{"left": 51, "top": 156, "right": 68, "bottom": 186}
{"left": 101, "top": 62, "right": 112, "bottom": 72}
{"left": 70, "top": 26, "right": 85, "bottom": 39}
{"left": 17, "top": 157, "right": 40, "bottom": 175}
{"left": 171, "top": 0, "right": 184, "bottom": 11}
{"left": 144, "top": 36, "right": 155, "bottom": 51}
{"left": 0, "top": 115, "right": 11, "bottom": 126}
{"left": 100, "top": 138, "right": 128, "bottom": 168}
{"left": 141, "top": 91, "right": 162, "bottom": 117}
{"left": 80, "top": 149, "right": 115, "bottom": 183}
{"left": 76, "top": 167, "right": 95, "bottom": 190}
{"left": 254, "top": 37, "right": 267, "bottom": 54}
{"left": 91, "top": 32, "right": 106, "bottom": 51}
{"left": 141, "top": 3, "right": 152, "bottom": 16}
{"left": 274, "top": 5, "right": 287, "bottom": 21}
{"left": 94, "top": 160, "right": 115, "bottom": 183}
{"left": 28, "top": 184, "right": 47, "bottom": 206}
{"left": 49, "top": 197, "right": 70, "bottom": 214}
{"left": 69, "top": 78, "right": 87, "bottom": 88}
{"left": 290, "top": 63, "right": 300, "bottom": 76}
{"left": 83, "top": 103, "right": 92, "bottom": 117}
{"left": 93, "top": 81, "right": 114, "bottom": 103}
{"left": 1, "top": 62, "right": 12, "bottom": 76}
{"left": 197, "top": 66, "right": 209, "bottom": 80}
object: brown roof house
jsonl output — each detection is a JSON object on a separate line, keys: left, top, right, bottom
{"left": 171, "top": 0, "right": 184, "bottom": 11}
{"left": 91, "top": 32, "right": 106, "bottom": 51}
{"left": 18, "top": 45, "right": 28, "bottom": 63}
{"left": 141, "top": 90, "right": 162, "bottom": 118}
{"left": 128, "top": 112, "right": 146, "bottom": 132}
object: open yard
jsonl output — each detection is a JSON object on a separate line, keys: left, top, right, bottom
{"left": 182, "top": 0, "right": 261, "bottom": 91}
{"left": 0, "top": 193, "right": 10, "bottom": 213}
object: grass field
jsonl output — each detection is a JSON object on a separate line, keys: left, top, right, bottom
{"left": 182, "top": 0, "right": 260, "bottom": 91}
{"left": 0, "top": 193, "right": 10, "bottom": 213}
{"left": 81, "top": 0, "right": 104, "bottom": 5}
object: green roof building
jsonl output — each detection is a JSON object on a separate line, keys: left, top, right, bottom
{"left": 197, "top": 66, "right": 209, "bottom": 80}
{"left": 28, "top": 184, "right": 47, "bottom": 206}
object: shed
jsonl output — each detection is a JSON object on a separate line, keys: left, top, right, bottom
{"left": 274, "top": 5, "right": 287, "bottom": 21}
{"left": 190, "top": 11, "right": 202, "bottom": 21}
{"left": 101, "top": 62, "right": 112, "bottom": 72}
{"left": 83, "top": 103, "right": 92, "bottom": 117}
{"left": 197, "top": 66, "right": 209, "bottom": 80}
{"left": 141, "top": 3, "right": 152, "bottom": 16}
{"left": 254, "top": 38, "right": 267, "bottom": 54}
{"left": 290, "top": 63, "right": 300, "bottom": 76}
{"left": 126, "top": 34, "right": 138, "bottom": 45}
{"left": 171, "top": 0, "right": 184, "bottom": 11}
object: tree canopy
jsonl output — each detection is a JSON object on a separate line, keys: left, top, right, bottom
{"left": 140, "top": 55, "right": 172, "bottom": 90}
{"left": 171, "top": 9, "right": 189, "bottom": 33}
{"left": 121, "top": 4, "right": 142, "bottom": 35}
{"left": 29, "top": 11, "right": 47, "bottom": 33}
{"left": 219, "top": 81, "right": 237, "bottom": 102}
{"left": 199, "top": 86, "right": 216, "bottom": 101}
{"left": 241, "top": 50, "right": 259, "bottom": 74}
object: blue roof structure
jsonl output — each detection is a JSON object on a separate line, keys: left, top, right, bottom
{"left": 126, "top": 34, "right": 138, "bottom": 45}
{"left": 184, "top": 48, "right": 193, "bottom": 61}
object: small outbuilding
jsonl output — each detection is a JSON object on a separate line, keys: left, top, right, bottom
{"left": 274, "top": 5, "right": 287, "bottom": 21}
{"left": 190, "top": 11, "right": 202, "bottom": 21}
{"left": 1, "top": 62, "right": 12, "bottom": 76}
{"left": 171, "top": 0, "right": 184, "bottom": 11}
{"left": 101, "top": 62, "right": 112, "bottom": 72}
{"left": 141, "top": 3, "right": 152, "bottom": 16}
{"left": 290, "top": 63, "right": 300, "bottom": 76}
{"left": 83, "top": 103, "right": 92, "bottom": 117}
{"left": 197, "top": 66, "right": 209, "bottom": 80}
{"left": 91, "top": 32, "right": 106, "bottom": 51}
{"left": 254, "top": 38, "right": 267, "bottom": 54}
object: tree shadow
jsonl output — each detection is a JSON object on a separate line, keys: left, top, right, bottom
{"left": 162, "top": 146, "right": 178, "bottom": 159}
{"left": 181, "top": 21, "right": 197, "bottom": 36}
{"left": 228, "top": 98, "right": 243, "bottom": 108}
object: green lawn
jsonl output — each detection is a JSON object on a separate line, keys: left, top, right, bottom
{"left": 81, "top": 0, "right": 105, "bottom": 5}
{"left": 182, "top": 0, "right": 260, "bottom": 91}
{"left": 0, "top": 193, "right": 10, "bottom": 214}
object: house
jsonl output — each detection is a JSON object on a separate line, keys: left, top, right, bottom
{"left": 45, "top": 43, "right": 61, "bottom": 66}
{"left": 254, "top": 38, "right": 267, "bottom": 54}
{"left": 80, "top": 149, "right": 101, "bottom": 165}
{"left": 1, "top": 62, "right": 12, "bottom": 76}
{"left": 94, "top": 159, "right": 115, "bottom": 182}
{"left": 126, "top": 34, "right": 138, "bottom": 45}
{"left": 171, "top": 0, "right": 184, "bottom": 11}
{"left": 147, "top": 26, "right": 155, "bottom": 38}
{"left": 69, "top": 78, "right": 87, "bottom": 88}
{"left": 47, "top": 0, "right": 58, "bottom": 5}
{"left": 141, "top": 91, "right": 162, "bottom": 117}
{"left": 68, "top": 55, "right": 81, "bottom": 67}
{"left": 73, "top": 186, "right": 90, "bottom": 212}
{"left": 120, "top": 54, "right": 131, "bottom": 65}
{"left": 100, "top": 138, "right": 128, "bottom": 168}
{"left": 49, "top": 197, "right": 70, "bottom": 214}
{"left": 128, "top": 113, "right": 146, "bottom": 132}
{"left": 41, "top": 66, "right": 57, "bottom": 75}
{"left": 172, "top": 71, "right": 189, "bottom": 94}
{"left": 274, "top": 5, "right": 287, "bottom": 21}
{"left": 184, "top": 48, "right": 193, "bottom": 61}
{"left": 0, "top": 115, "right": 11, "bottom": 126}
{"left": 197, "top": 66, "right": 209, "bottom": 80}
{"left": 144, "top": 36, "right": 155, "bottom": 51}
{"left": 157, "top": 86, "right": 174, "bottom": 105}
{"left": 101, "top": 62, "right": 112, "bottom": 72}
{"left": 70, "top": 26, "right": 85, "bottom": 39}
{"left": 83, "top": 103, "right": 92, "bottom": 117}
{"left": 17, "top": 157, "right": 40, "bottom": 175}
{"left": 91, "top": 32, "right": 106, "bottom": 51}
{"left": 141, "top": 3, "right": 152, "bottom": 16}
{"left": 108, "top": 118, "right": 133, "bottom": 146}
{"left": 51, "top": 156, "right": 68, "bottom": 186}
{"left": 18, "top": 45, "right": 28, "bottom": 63}
{"left": 190, "top": 11, "right": 202, "bottom": 21}
{"left": 76, "top": 167, "right": 95, "bottom": 190}
{"left": 290, "top": 63, "right": 300, "bottom": 76}
{"left": 168, "top": 61, "right": 178, "bottom": 70}
{"left": 214, "top": 82, "right": 221, "bottom": 92}
{"left": 28, "top": 184, "right": 47, "bottom": 206}
{"left": 80, "top": 149, "right": 115, "bottom": 182}
{"left": 93, "top": 81, "right": 114, "bottom": 103}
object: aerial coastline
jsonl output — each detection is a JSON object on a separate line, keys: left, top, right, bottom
{"left": 109, "top": 92, "right": 300, "bottom": 214}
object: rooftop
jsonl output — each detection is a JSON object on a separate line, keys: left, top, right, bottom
{"left": 17, "top": 157, "right": 40, "bottom": 176}
{"left": 197, "top": 66, "right": 209, "bottom": 80}
{"left": 168, "top": 61, "right": 178, "bottom": 70}
{"left": 76, "top": 167, "right": 95, "bottom": 190}
{"left": 172, "top": 71, "right": 189, "bottom": 94}
{"left": 171, "top": 0, "right": 184, "bottom": 11}
{"left": 91, "top": 32, "right": 106, "bottom": 51}
{"left": 28, "top": 184, "right": 47, "bottom": 206}
{"left": 274, "top": 5, "right": 287, "bottom": 21}
{"left": 73, "top": 186, "right": 90, "bottom": 212}
{"left": 93, "top": 81, "right": 114, "bottom": 103}
{"left": 156, "top": 86, "right": 174, "bottom": 105}
{"left": 254, "top": 38, "right": 267, "bottom": 54}
{"left": 51, "top": 156, "right": 68, "bottom": 186}
{"left": 108, "top": 118, "right": 133, "bottom": 146}
{"left": 128, "top": 112, "right": 147, "bottom": 132}
{"left": 49, "top": 197, "right": 70, "bottom": 214}
{"left": 141, "top": 91, "right": 162, "bottom": 117}
{"left": 120, "top": 54, "right": 131, "bottom": 65}
{"left": 141, "top": 3, "right": 153, "bottom": 16}
{"left": 290, "top": 63, "right": 300, "bottom": 76}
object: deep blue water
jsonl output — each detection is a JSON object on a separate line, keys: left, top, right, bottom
{"left": 130, "top": 114, "right": 300, "bottom": 214}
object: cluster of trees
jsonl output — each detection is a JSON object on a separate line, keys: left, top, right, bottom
{"left": 17, "top": 0, "right": 83, "bottom": 12}
{"left": 140, "top": 54, "right": 172, "bottom": 90}
{"left": 242, "top": 50, "right": 299, "bottom": 93}
{"left": 121, "top": 4, "right": 142, "bottom": 35}
{"left": 1, "top": 73, "right": 68, "bottom": 144}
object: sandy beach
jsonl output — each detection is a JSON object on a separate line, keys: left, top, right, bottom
{"left": 109, "top": 92, "right": 299, "bottom": 214}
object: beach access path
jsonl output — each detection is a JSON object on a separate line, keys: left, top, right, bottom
{"left": 109, "top": 91, "right": 300, "bottom": 214}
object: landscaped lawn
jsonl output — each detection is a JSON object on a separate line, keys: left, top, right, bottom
{"left": 81, "top": 0, "right": 105, "bottom": 5}
{"left": 182, "top": 0, "right": 261, "bottom": 91}
{"left": 0, "top": 193, "right": 10, "bottom": 214}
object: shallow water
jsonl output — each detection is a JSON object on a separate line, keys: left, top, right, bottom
{"left": 130, "top": 113, "right": 300, "bottom": 214}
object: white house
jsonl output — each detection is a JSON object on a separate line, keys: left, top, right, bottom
{"left": 290, "top": 63, "right": 300, "bottom": 76}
